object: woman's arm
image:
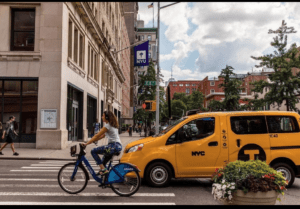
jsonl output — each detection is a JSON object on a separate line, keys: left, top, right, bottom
{"left": 84, "top": 127, "right": 108, "bottom": 146}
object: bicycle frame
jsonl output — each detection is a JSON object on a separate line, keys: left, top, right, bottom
{"left": 71, "top": 155, "right": 125, "bottom": 185}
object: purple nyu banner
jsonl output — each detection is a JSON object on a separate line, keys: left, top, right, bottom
{"left": 134, "top": 40, "right": 149, "bottom": 66}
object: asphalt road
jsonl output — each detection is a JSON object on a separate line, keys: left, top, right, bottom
{"left": 0, "top": 159, "right": 299, "bottom": 205}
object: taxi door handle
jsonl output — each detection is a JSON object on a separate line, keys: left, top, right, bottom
{"left": 208, "top": 141, "right": 218, "bottom": 146}
{"left": 236, "top": 139, "right": 241, "bottom": 148}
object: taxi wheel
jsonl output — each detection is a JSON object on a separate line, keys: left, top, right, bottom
{"left": 272, "top": 163, "right": 295, "bottom": 188}
{"left": 145, "top": 162, "right": 172, "bottom": 187}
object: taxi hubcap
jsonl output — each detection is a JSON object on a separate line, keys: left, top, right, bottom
{"left": 151, "top": 167, "right": 168, "bottom": 184}
{"left": 276, "top": 167, "right": 291, "bottom": 182}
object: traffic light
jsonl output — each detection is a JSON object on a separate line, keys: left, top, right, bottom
{"left": 143, "top": 100, "right": 156, "bottom": 111}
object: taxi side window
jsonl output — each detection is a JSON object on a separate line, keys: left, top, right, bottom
{"left": 166, "top": 132, "right": 177, "bottom": 145}
{"left": 180, "top": 117, "right": 215, "bottom": 142}
{"left": 266, "top": 116, "right": 299, "bottom": 133}
{"left": 230, "top": 116, "right": 267, "bottom": 134}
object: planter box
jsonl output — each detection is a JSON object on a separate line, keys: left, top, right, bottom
{"left": 224, "top": 190, "right": 279, "bottom": 205}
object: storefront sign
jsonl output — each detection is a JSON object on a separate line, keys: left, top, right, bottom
{"left": 134, "top": 40, "right": 149, "bottom": 66}
{"left": 41, "top": 109, "right": 57, "bottom": 129}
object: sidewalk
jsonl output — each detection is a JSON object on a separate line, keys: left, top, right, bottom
{"left": 0, "top": 131, "right": 143, "bottom": 161}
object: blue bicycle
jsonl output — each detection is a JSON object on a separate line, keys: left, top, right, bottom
{"left": 58, "top": 143, "right": 141, "bottom": 197}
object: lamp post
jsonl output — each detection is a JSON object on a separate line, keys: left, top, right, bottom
{"left": 155, "top": 2, "right": 181, "bottom": 135}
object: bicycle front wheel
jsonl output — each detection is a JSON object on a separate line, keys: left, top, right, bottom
{"left": 111, "top": 170, "right": 141, "bottom": 197}
{"left": 58, "top": 162, "right": 88, "bottom": 194}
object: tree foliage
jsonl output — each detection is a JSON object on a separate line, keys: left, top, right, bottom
{"left": 250, "top": 20, "right": 300, "bottom": 111}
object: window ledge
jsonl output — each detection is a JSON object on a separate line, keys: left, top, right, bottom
{"left": 0, "top": 51, "right": 41, "bottom": 61}
{"left": 87, "top": 75, "right": 99, "bottom": 88}
{"left": 67, "top": 57, "right": 86, "bottom": 78}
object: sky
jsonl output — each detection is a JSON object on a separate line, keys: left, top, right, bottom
{"left": 137, "top": 2, "right": 300, "bottom": 86}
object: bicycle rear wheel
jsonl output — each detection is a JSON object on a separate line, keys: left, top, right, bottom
{"left": 58, "top": 162, "right": 88, "bottom": 194}
{"left": 110, "top": 170, "right": 141, "bottom": 197}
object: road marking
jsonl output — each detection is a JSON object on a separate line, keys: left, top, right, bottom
{"left": 0, "top": 192, "right": 175, "bottom": 197}
{"left": 0, "top": 202, "right": 175, "bottom": 205}
{"left": 0, "top": 174, "right": 58, "bottom": 176}
{"left": 11, "top": 170, "right": 63, "bottom": 172}
{"left": 0, "top": 184, "right": 99, "bottom": 188}
{"left": 0, "top": 178, "right": 95, "bottom": 182}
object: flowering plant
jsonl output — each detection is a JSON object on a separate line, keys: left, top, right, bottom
{"left": 211, "top": 160, "right": 288, "bottom": 203}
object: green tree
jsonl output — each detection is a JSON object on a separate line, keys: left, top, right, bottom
{"left": 242, "top": 94, "right": 266, "bottom": 111}
{"left": 133, "top": 61, "right": 156, "bottom": 136}
{"left": 171, "top": 100, "right": 187, "bottom": 119}
{"left": 251, "top": 20, "right": 300, "bottom": 111}
{"left": 208, "top": 99, "right": 224, "bottom": 111}
{"left": 187, "top": 91, "right": 206, "bottom": 111}
{"left": 172, "top": 92, "right": 190, "bottom": 104}
{"left": 218, "top": 65, "right": 243, "bottom": 111}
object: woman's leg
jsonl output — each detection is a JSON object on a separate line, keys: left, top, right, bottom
{"left": 0, "top": 142, "right": 8, "bottom": 151}
{"left": 11, "top": 143, "right": 15, "bottom": 153}
{"left": 91, "top": 145, "right": 108, "bottom": 170}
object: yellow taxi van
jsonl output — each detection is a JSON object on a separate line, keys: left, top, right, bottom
{"left": 120, "top": 111, "right": 300, "bottom": 187}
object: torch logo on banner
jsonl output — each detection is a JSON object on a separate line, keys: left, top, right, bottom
{"left": 136, "top": 50, "right": 146, "bottom": 63}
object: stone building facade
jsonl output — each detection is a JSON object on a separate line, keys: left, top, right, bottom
{"left": 0, "top": 2, "right": 130, "bottom": 149}
{"left": 123, "top": 2, "right": 139, "bottom": 124}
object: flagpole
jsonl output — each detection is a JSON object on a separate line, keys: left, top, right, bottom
{"left": 153, "top": 3, "right": 154, "bottom": 28}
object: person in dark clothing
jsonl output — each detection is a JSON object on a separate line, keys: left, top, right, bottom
{"left": 128, "top": 125, "right": 133, "bottom": 136}
{"left": 0, "top": 116, "right": 19, "bottom": 156}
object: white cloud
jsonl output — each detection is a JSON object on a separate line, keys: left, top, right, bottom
{"left": 139, "top": 2, "right": 300, "bottom": 81}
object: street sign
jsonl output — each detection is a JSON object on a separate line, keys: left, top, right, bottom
{"left": 145, "top": 81, "right": 156, "bottom": 86}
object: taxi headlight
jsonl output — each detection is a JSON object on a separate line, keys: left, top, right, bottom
{"left": 127, "top": 144, "right": 144, "bottom": 153}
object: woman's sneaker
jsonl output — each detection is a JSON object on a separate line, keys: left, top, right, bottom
{"left": 13, "top": 152, "right": 19, "bottom": 156}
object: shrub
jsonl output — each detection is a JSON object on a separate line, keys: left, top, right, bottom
{"left": 211, "top": 160, "right": 288, "bottom": 202}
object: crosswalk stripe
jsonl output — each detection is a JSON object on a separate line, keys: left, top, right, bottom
{"left": 0, "top": 202, "right": 176, "bottom": 205}
{"left": 0, "top": 184, "right": 98, "bottom": 188}
{"left": 0, "top": 192, "right": 176, "bottom": 197}
{"left": 11, "top": 170, "right": 63, "bottom": 172}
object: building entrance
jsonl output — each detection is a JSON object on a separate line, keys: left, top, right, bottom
{"left": 67, "top": 83, "right": 83, "bottom": 141}
{"left": 72, "top": 101, "right": 78, "bottom": 141}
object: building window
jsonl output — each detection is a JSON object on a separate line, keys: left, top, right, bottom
{"left": 179, "top": 84, "right": 183, "bottom": 86}
{"left": 88, "top": 44, "right": 98, "bottom": 81}
{"left": 210, "top": 81, "right": 215, "bottom": 86}
{"left": 141, "top": 35, "right": 144, "bottom": 40}
{"left": 192, "top": 88, "right": 196, "bottom": 92}
{"left": 148, "top": 35, "right": 152, "bottom": 41}
{"left": 68, "top": 19, "right": 85, "bottom": 69}
{"left": 149, "top": 44, "right": 151, "bottom": 50}
{"left": 192, "top": 84, "right": 196, "bottom": 86}
{"left": 11, "top": 8, "right": 35, "bottom": 51}
{"left": 173, "top": 84, "right": 177, "bottom": 86}
{"left": 186, "top": 84, "right": 190, "bottom": 86}
{"left": 210, "top": 89, "right": 215, "bottom": 94}
{"left": 186, "top": 88, "right": 190, "bottom": 94}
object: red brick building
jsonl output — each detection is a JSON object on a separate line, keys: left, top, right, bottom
{"left": 167, "top": 72, "right": 270, "bottom": 109}
{"left": 168, "top": 80, "right": 201, "bottom": 99}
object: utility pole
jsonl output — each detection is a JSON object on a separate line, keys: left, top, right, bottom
{"left": 155, "top": 2, "right": 181, "bottom": 135}
{"left": 155, "top": 2, "right": 160, "bottom": 135}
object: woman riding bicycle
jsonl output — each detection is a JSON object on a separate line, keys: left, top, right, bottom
{"left": 82, "top": 110, "right": 122, "bottom": 176}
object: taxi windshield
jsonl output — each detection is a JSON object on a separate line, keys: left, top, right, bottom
{"left": 155, "top": 116, "right": 188, "bottom": 137}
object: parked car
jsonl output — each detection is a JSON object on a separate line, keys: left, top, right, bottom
{"left": 121, "top": 111, "right": 300, "bottom": 188}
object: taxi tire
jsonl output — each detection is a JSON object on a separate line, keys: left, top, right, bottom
{"left": 272, "top": 163, "right": 295, "bottom": 188}
{"left": 145, "top": 162, "right": 172, "bottom": 187}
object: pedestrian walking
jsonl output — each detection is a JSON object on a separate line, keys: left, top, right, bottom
{"left": 138, "top": 124, "right": 141, "bottom": 133}
{"left": 128, "top": 124, "right": 132, "bottom": 136}
{"left": 0, "top": 116, "right": 19, "bottom": 156}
